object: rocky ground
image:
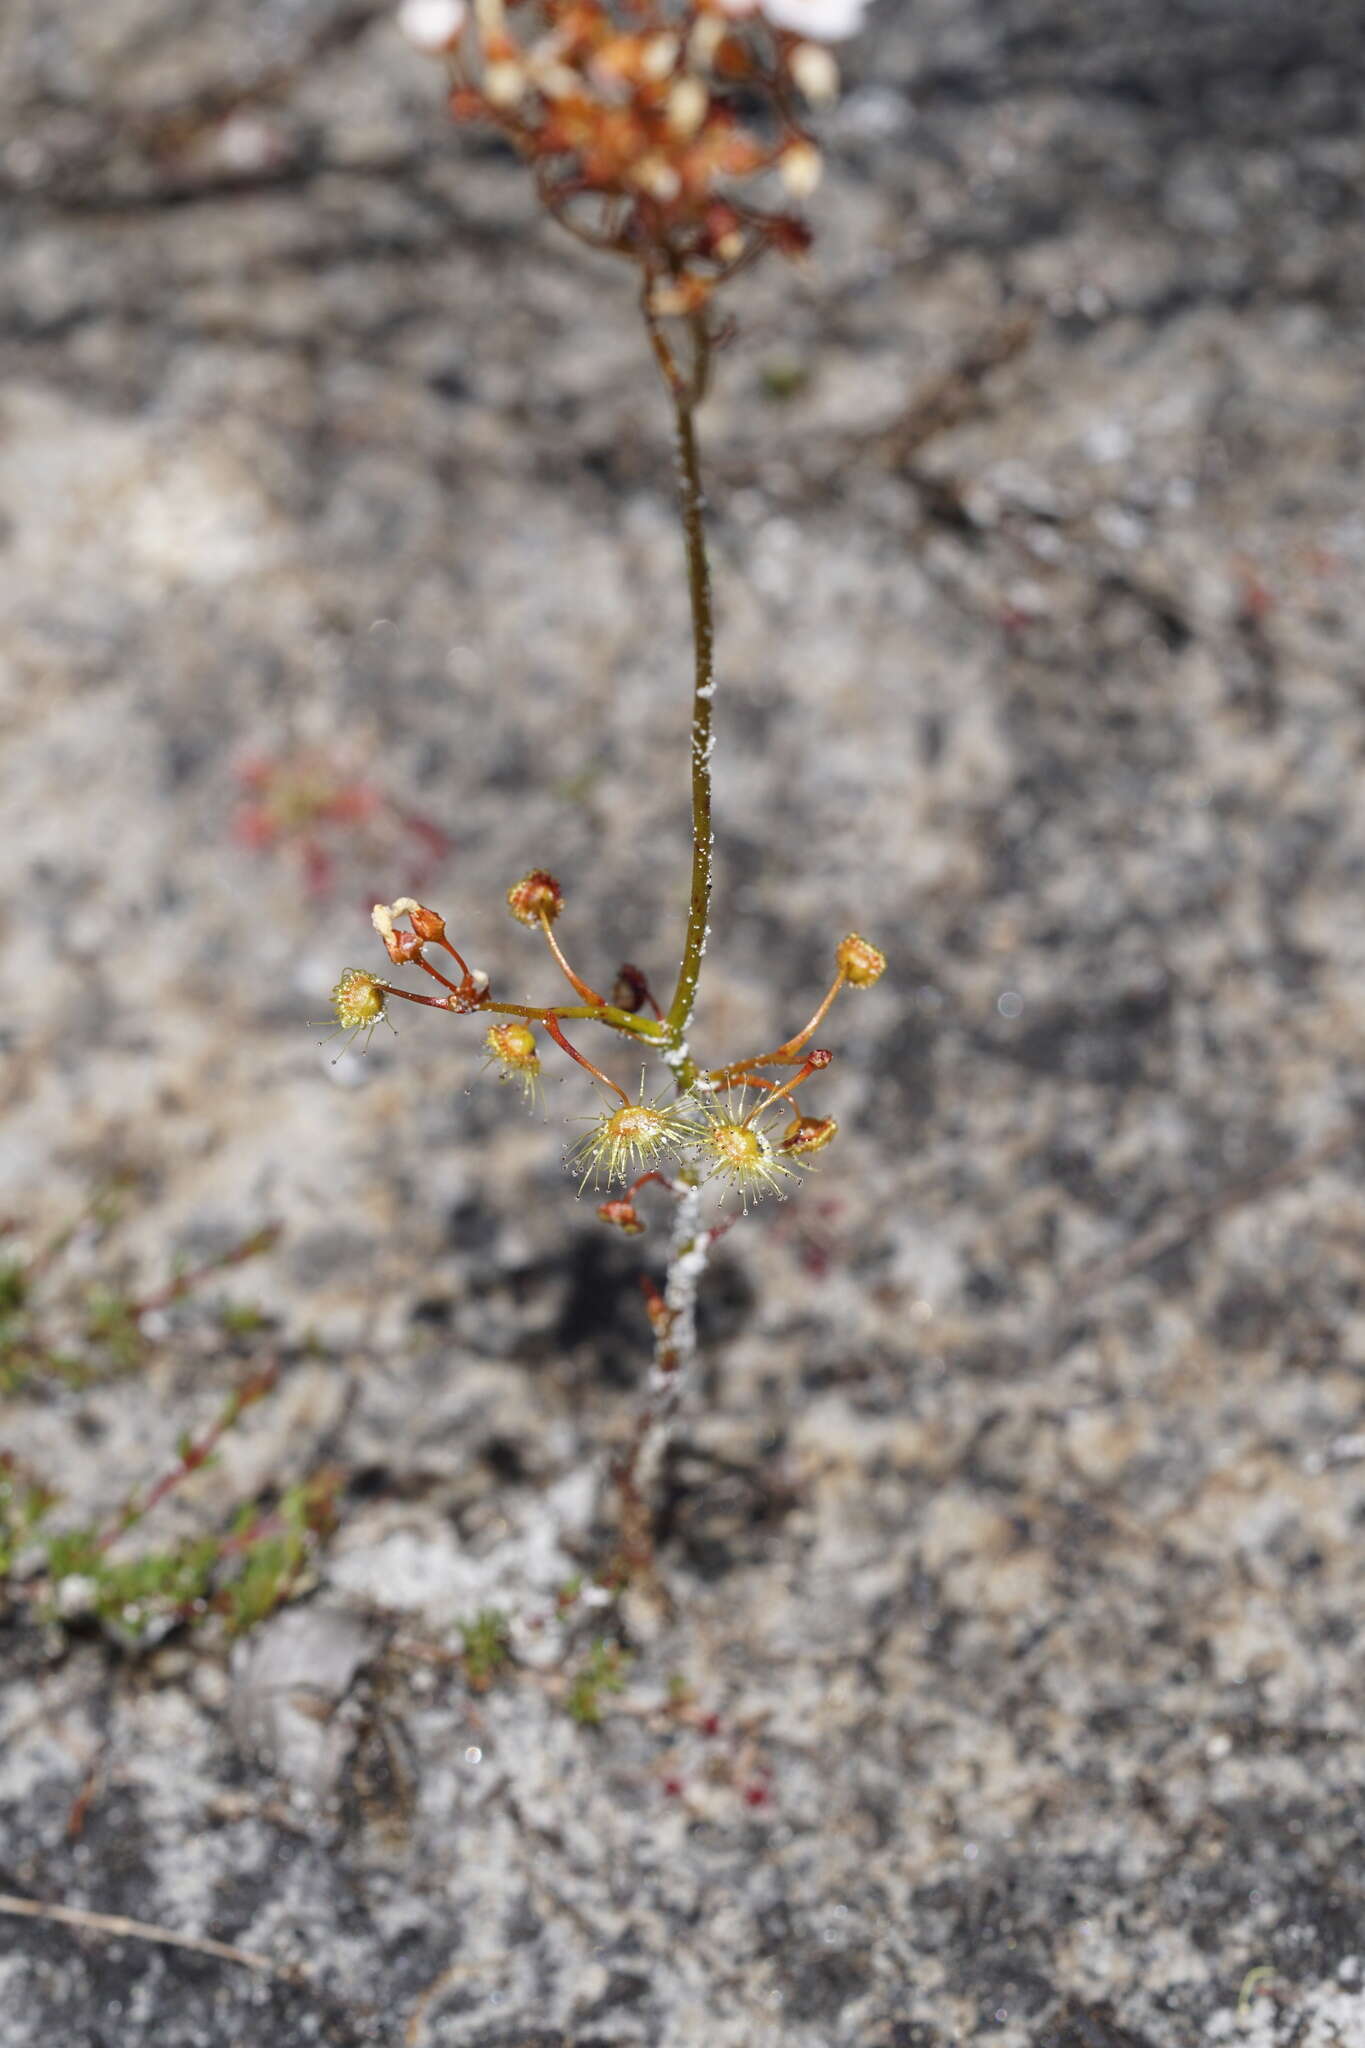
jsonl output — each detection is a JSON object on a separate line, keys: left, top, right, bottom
{"left": 2, "top": 0, "right": 1365, "bottom": 2042}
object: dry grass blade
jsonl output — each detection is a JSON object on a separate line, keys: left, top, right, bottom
{"left": 0, "top": 1890, "right": 298, "bottom": 1980}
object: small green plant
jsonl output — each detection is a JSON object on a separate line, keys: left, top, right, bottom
{"left": 2, "top": 1363, "right": 338, "bottom": 1644}
{"left": 0, "top": 1196, "right": 278, "bottom": 1397}
{"left": 0, "top": 1201, "right": 337, "bottom": 1647}
{"left": 459, "top": 1607, "right": 513, "bottom": 1690}
{"left": 565, "top": 1638, "right": 632, "bottom": 1726}
{"left": 0, "top": 1460, "right": 58, "bottom": 1580}
{"left": 334, "top": 0, "right": 882, "bottom": 1564}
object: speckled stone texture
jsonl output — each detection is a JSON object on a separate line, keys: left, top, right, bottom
{"left": 3, "top": 1, "right": 1365, "bottom": 2043}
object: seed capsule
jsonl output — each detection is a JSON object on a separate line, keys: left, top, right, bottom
{"left": 779, "top": 1114, "right": 838, "bottom": 1157}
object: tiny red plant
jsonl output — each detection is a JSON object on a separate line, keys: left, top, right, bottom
{"left": 235, "top": 742, "right": 450, "bottom": 902}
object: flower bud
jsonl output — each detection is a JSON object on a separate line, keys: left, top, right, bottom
{"left": 374, "top": 902, "right": 424, "bottom": 966}
{"left": 397, "top": 0, "right": 467, "bottom": 54}
{"left": 779, "top": 1114, "right": 838, "bottom": 1157}
{"left": 667, "top": 75, "right": 709, "bottom": 139}
{"left": 789, "top": 42, "right": 839, "bottom": 104}
{"left": 612, "top": 963, "right": 652, "bottom": 1014}
{"left": 836, "top": 933, "right": 886, "bottom": 987}
{"left": 641, "top": 32, "right": 681, "bottom": 80}
{"left": 506, "top": 869, "right": 564, "bottom": 926}
{"left": 647, "top": 275, "right": 712, "bottom": 318}
{"left": 405, "top": 903, "right": 447, "bottom": 944}
{"left": 779, "top": 141, "right": 823, "bottom": 198}
{"left": 688, "top": 15, "right": 725, "bottom": 68}
{"left": 332, "top": 968, "right": 387, "bottom": 1031}
{"left": 484, "top": 58, "right": 526, "bottom": 106}
{"left": 632, "top": 154, "right": 682, "bottom": 203}
{"left": 597, "top": 1197, "right": 646, "bottom": 1235}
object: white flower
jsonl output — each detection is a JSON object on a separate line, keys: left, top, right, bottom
{"left": 397, "top": 0, "right": 467, "bottom": 54}
{"left": 719, "top": 0, "right": 870, "bottom": 41}
{"left": 779, "top": 139, "right": 823, "bottom": 196}
{"left": 789, "top": 41, "right": 840, "bottom": 102}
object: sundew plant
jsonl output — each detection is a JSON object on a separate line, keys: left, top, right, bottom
{"left": 334, "top": 0, "right": 885, "bottom": 1565}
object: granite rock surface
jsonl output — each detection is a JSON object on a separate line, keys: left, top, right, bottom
{"left": 2, "top": 1, "right": 1365, "bottom": 2043}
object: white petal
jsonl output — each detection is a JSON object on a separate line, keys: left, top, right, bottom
{"left": 760, "top": 0, "right": 869, "bottom": 42}
{"left": 397, "top": 0, "right": 467, "bottom": 53}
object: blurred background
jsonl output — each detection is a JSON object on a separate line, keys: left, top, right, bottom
{"left": 2, "top": 2, "right": 1364, "bottom": 2044}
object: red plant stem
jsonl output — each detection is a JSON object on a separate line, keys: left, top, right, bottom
{"left": 97, "top": 1367, "right": 279, "bottom": 1552}
{"left": 740, "top": 1053, "right": 823, "bottom": 1125}
{"left": 414, "top": 953, "right": 463, "bottom": 996}
{"left": 543, "top": 1015, "right": 631, "bottom": 1105}
{"left": 381, "top": 981, "right": 662, "bottom": 1043}
{"left": 433, "top": 932, "right": 473, "bottom": 978}
{"left": 215, "top": 1473, "right": 335, "bottom": 1563}
{"left": 485, "top": 997, "right": 661, "bottom": 1040}
{"left": 381, "top": 984, "right": 462, "bottom": 1013}
{"left": 707, "top": 969, "right": 847, "bottom": 1085}
{"left": 539, "top": 911, "right": 607, "bottom": 1007}
{"left": 128, "top": 1227, "right": 278, "bottom": 1320}
{"left": 764, "top": 969, "right": 847, "bottom": 1062}
{"left": 216, "top": 1506, "right": 284, "bottom": 1561}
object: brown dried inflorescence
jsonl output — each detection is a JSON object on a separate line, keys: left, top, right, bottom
{"left": 404, "top": 0, "right": 869, "bottom": 311}
{"left": 336, "top": 0, "right": 884, "bottom": 1570}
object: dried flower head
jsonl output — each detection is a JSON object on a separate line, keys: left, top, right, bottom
{"left": 507, "top": 869, "right": 565, "bottom": 926}
{"left": 402, "top": 901, "right": 448, "bottom": 944}
{"left": 572, "top": 1094, "right": 695, "bottom": 1190}
{"left": 598, "top": 1196, "right": 647, "bottom": 1235}
{"left": 411, "top": 0, "right": 848, "bottom": 305}
{"left": 371, "top": 900, "right": 424, "bottom": 966}
{"left": 836, "top": 932, "right": 886, "bottom": 987}
{"left": 730, "top": 0, "right": 870, "bottom": 39}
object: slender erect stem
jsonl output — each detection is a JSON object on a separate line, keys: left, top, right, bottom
{"left": 642, "top": 308, "right": 715, "bottom": 1077}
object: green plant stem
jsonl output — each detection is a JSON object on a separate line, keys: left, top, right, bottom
{"left": 483, "top": 998, "right": 662, "bottom": 1040}
{"left": 385, "top": 986, "right": 661, "bottom": 1041}
{"left": 651, "top": 316, "right": 715, "bottom": 1081}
